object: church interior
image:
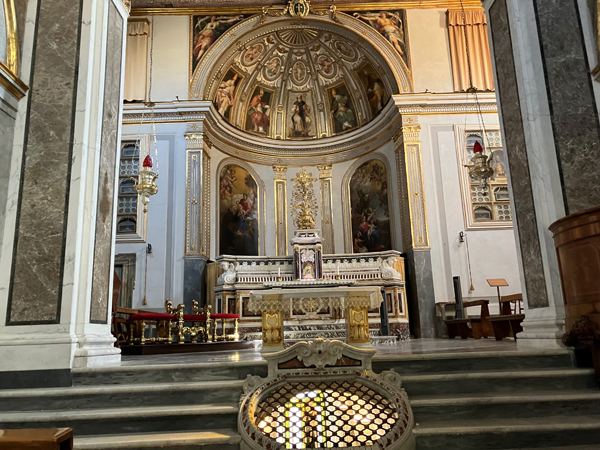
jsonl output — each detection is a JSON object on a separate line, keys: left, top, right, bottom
{"left": 1, "top": 0, "right": 600, "bottom": 448}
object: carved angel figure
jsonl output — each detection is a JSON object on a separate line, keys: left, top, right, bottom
{"left": 217, "top": 261, "right": 238, "bottom": 285}
{"left": 380, "top": 256, "right": 402, "bottom": 280}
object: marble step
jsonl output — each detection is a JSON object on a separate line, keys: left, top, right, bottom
{"left": 72, "top": 360, "right": 267, "bottom": 386}
{"left": 0, "top": 380, "right": 245, "bottom": 412}
{"left": 0, "top": 404, "right": 238, "bottom": 436}
{"left": 74, "top": 430, "right": 241, "bottom": 450}
{"left": 411, "top": 390, "right": 600, "bottom": 422}
{"left": 372, "top": 349, "right": 575, "bottom": 375}
{"left": 401, "top": 368, "right": 597, "bottom": 396}
{"left": 414, "top": 415, "right": 600, "bottom": 450}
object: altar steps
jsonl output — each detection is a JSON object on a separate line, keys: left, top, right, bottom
{"left": 0, "top": 347, "right": 597, "bottom": 449}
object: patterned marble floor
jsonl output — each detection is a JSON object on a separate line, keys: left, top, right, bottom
{"left": 114, "top": 338, "right": 523, "bottom": 368}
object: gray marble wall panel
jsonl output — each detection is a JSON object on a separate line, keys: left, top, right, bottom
{"left": 405, "top": 249, "right": 436, "bottom": 338}
{"left": 7, "top": 0, "right": 83, "bottom": 324}
{"left": 489, "top": 0, "right": 549, "bottom": 308}
{"left": 0, "top": 108, "right": 16, "bottom": 255}
{"left": 183, "top": 257, "right": 208, "bottom": 314}
{"left": 90, "top": 2, "right": 124, "bottom": 323}
{"left": 533, "top": 0, "right": 600, "bottom": 214}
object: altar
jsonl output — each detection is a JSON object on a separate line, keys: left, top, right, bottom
{"left": 249, "top": 286, "right": 384, "bottom": 351}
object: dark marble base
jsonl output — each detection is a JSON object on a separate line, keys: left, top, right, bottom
{"left": 183, "top": 257, "right": 208, "bottom": 314}
{"left": 405, "top": 249, "right": 437, "bottom": 338}
{"left": 0, "top": 369, "right": 72, "bottom": 390}
{"left": 120, "top": 340, "right": 254, "bottom": 355}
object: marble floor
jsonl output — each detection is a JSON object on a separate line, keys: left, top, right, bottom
{"left": 108, "top": 338, "right": 540, "bottom": 368}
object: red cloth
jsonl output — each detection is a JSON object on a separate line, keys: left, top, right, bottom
{"left": 211, "top": 313, "right": 240, "bottom": 319}
{"left": 129, "top": 313, "right": 174, "bottom": 321}
{"left": 473, "top": 141, "right": 483, "bottom": 153}
{"left": 143, "top": 155, "right": 153, "bottom": 167}
{"left": 182, "top": 314, "right": 207, "bottom": 321}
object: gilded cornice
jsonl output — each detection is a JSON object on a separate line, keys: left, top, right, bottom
{"left": 130, "top": 0, "right": 483, "bottom": 15}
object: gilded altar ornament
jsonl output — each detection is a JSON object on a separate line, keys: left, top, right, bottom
{"left": 467, "top": 141, "right": 494, "bottom": 190}
{"left": 291, "top": 167, "right": 318, "bottom": 229}
{"left": 288, "top": 0, "right": 310, "bottom": 18}
{"left": 132, "top": 155, "right": 158, "bottom": 213}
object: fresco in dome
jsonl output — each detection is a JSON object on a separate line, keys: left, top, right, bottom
{"left": 350, "top": 159, "right": 392, "bottom": 253}
{"left": 263, "top": 56, "right": 282, "bottom": 80}
{"left": 215, "top": 68, "right": 243, "bottom": 122}
{"left": 328, "top": 83, "right": 358, "bottom": 134}
{"left": 287, "top": 92, "right": 315, "bottom": 139}
{"left": 245, "top": 86, "right": 273, "bottom": 136}
{"left": 191, "top": 15, "right": 245, "bottom": 74}
{"left": 353, "top": 11, "right": 409, "bottom": 65}
{"left": 219, "top": 164, "right": 259, "bottom": 256}
{"left": 242, "top": 43, "right": 264, "bottom": 65}
{"left": 359, "top": 62, "right": 389, "bottom": 117}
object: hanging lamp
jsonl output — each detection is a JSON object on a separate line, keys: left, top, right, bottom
{"left": 460, "top": 1, "right": 494, "bottom": 190}
{"left": 131, "top": 17, "right": 159, "bottom": 213}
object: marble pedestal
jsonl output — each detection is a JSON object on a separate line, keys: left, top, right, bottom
{"left": 249, "top": 286, "right": 383, "bottom": 352}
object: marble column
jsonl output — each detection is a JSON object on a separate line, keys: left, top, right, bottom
{"left": 485, "top": 0, "right": 600, "bottom": 348}
{"left": 0, "top": 0, "right": 129, "bottom": 381}
{"left": 392, "top": 110, "right": 436, "bottom": 338}
{"left": 183, "top": 129, "right": 210, "bottom": 311}
{"left": 273, "top": 165, "right": 288, "bottom": 256}
{"left": 318, "top": 164, "right": 335, "bottom": 254}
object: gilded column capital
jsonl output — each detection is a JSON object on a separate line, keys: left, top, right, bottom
{"left": 317, "top": 164, "right": 332, "bottom": 179}
{"left": 273, "top": 165, "right": 288, "bottom": 181}
{"left": 121, "top": 0, "right": 131, "bottom": 13}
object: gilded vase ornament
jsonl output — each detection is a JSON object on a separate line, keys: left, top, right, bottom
{"left": 291, "top": 167, "right": 318, "bottom": 229}
{"left": 467, "top": 141, "right": 494, "bottom": 190}
{"left": 132, "top": 155, "right": 158, "bottom": 213}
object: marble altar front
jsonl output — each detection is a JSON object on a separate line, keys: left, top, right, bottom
{"left": 248, "top": 286, "right": 384, "bottom": 351}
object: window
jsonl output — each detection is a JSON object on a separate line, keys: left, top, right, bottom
{"left": 116, "top": 135, "right": 149, "bottom": 242}
{"left": 455, "top": 126, "right": 512, "bottom": 230}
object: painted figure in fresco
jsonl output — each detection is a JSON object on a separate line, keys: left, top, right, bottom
{"left": 330, "top": 88, "right": 356, "bottom": 133}
{"left": 318, "top": 56, "right": 334, "bottom": 75}
{"left": 362, "top": 69, "right": 386, "bottom": 116}
{"left": 293, "top": 61, "right": 307, "bottom": 83}
{"left": 244, "top": 44, "right": 262, "bottom": 64}
{"left": 353, "top": 11, "right": 405, "bottom": 57}
{"left": 216, "top": 73, "right": 239, "bottom": 117}
{"left": 335, "top": 41, "right": 353, "bottom": 58}
{"left": 290, "top": 95, "right": 312, "bottom": 137}
{"left": 265, "top": 57, "right": 281, "bottom": 77}
{"left": 193, "top": 15, "right": 244, "bottom": 64}
{"left": 247, "top": 89, "right": 271, "bottom": 134}
{"left": 220, "top": 165, "right": 237, "bottom": 198}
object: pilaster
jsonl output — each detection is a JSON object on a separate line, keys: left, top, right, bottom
{"left": 392, "top": 110, "right": 436, "bottom": 338}
{"left": 273, "top": 165, "right": 288, "bottom": 256}
{"left": 318, "top": 164, "right": 334, "bottom": 254}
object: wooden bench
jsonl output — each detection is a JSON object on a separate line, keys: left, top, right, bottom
{"left": 0, "top": 428, "right": 73, "bottom": 450}
{"left": 488, "top": 293, "right": 525, "bottom": 340}
{"left": 444, "top": 299, "right": 494, "bottom": 339}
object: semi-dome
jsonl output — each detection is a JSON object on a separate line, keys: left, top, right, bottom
{"left": 192, "top": 16, "right": 410, "bottom": 141}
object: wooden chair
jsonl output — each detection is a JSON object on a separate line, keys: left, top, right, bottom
{"left": 444, "top": 299, "right": 494, "bottom": 339}
{"left": 0, "top": 428, "right": 73, "bottom": 450}
{"left": 488, "top": 293, "right": 525, "bottom": 340}
{"left": 111, "top": 271, "right": 127, "bottom": 348}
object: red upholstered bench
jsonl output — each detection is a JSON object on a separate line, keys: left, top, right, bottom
{"left": 128, "top": 312, "right": 175, "bottom": 345}
{"left": 211, "top": 313, "right": 240, "bottom": 342}
{"left": 166, "top": 300, "right": 211, "bottom": 344}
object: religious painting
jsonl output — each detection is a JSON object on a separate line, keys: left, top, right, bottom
{"left": 358, "top": 62, "right": 389, "bottom": 118}
{"left": 242, "top": 43, "right": 264, "bottom": 66}
{"left": 245, "top": 86, "right": 273, "bottom": 136}
{"left": 287, "top": 92, "right": 316, "bottom": 139}
{"left": 219, "top": 164, "right": 259, "bottom": 256}
{"left": 349, "top": 160, "right": 392, "bottom": 253}
{"left": 353, "top": 11, "right": 409, "bottom": 65}
{"left": 328, "top": 83, "right": 358, "bottom": 134}
{"left": 490, "top": 149, "right": 507, "bottom": 181}
{"left": 263, "top": 56, "right": 282, "bottom": 80}
{"left": 291, "top": 60, "right": 309, "bottom": 85}
{"left": 215, "top": 68, "right": 243, "bottom": 122}
{"left": 191, "top": 15, "right": 245, "bottom": 74}
{"left": 333, "top": 40, "right": 357, "bottom": 61}
{"left": 316, "top": 54, "right": 336, "bottom": 78}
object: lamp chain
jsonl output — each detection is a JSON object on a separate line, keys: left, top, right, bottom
{"left": 149, "top": 16, "right": 159, "bottom": 176}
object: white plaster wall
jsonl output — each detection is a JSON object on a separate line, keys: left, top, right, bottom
{"left": 148, "top": 15, "right": 189, "bottom": 102}
{"left": 116, "top": 125, "right": 187, "bottom": 310}
{"left": 406, "top": 9, "right": 455, "bottom": 94}
{"left": 421, "top": 114, "right": 522, "bottom": 313}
